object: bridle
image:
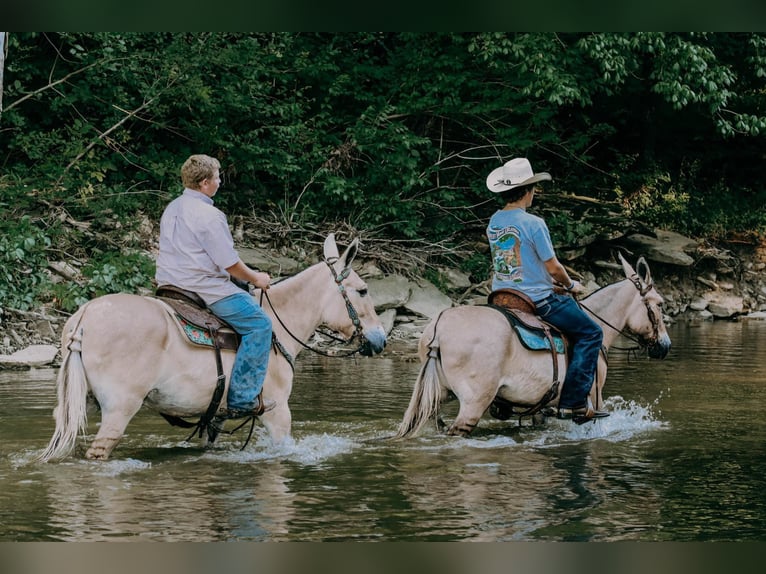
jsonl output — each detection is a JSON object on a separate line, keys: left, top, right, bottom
{"left": 261, "top": 259, "right": 369, "bottom": 360}
{"left": 579, "top": 273, "right": 662, "bottom": 352}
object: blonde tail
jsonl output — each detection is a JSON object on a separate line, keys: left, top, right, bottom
{"left": 37, "top": 311, "right": 90, "bottom": 462}
{"left": 394, "top": 343, "right": 443, "bottom": 439}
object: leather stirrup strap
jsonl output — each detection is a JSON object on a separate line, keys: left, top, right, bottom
{"left": 195, "top": 323, "right": 227, "bottom": 438}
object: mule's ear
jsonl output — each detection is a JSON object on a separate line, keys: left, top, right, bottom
{"left": 338, "top": 237, "right": 359, "bottom": 270}
{"left": 636, "top": 256, "right": 653, "bottom": 285}
{"left": 323, "top": 233, "right": 340, "bottom": 263}
{"left": 618, "top": 251, "right": 637, "bottom": 278}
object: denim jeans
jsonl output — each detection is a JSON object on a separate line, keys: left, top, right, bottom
{"left": 208, "top": 292, "right": 273, "bottom": 410}
{"left": 535, "top": 293, "right": 603, "bottom": 409}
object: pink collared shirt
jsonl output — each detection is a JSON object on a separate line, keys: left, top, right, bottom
{"left": 155, "top": 188, "right": 242, "bottom": 305}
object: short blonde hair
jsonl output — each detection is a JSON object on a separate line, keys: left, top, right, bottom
{"left": 181, "top": 154, "right": 221, "bottom": 189}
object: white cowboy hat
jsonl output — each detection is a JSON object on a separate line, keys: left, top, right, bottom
{"left": 486, "top": 157, "right": 552, "bottom": 193}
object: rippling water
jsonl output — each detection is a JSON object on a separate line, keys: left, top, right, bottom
{"left": 1, "top": 320, "right": 765, "bottom": 541}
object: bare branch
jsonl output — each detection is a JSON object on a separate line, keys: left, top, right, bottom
{"left": 4, "top": 60, "right": 101, "bottom": 113}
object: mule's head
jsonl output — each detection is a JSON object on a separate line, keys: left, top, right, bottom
{"left": 321, "top": 233, "right": 387, "bottom": 356}
{"left": 619, "top": 253, "right": 672, "bottom": 359}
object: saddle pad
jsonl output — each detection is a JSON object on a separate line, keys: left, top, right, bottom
{"left": 487, "top": 304, "right": 566, "bottom": 354}
{"left": 148, "top": 297, "right": 240, "bottom": 351}
{"left": 514, "top": 322, "right": 566, "bottom": 354}
{"left": 178, "top": 315, "right": 222, "bottom": 347}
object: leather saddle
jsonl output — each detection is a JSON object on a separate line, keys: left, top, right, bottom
{"left": 487, "top": 289, "right": 566, "bottom": 354}
{"left": 155, "top": 285, "right": 240, "bottom": 351}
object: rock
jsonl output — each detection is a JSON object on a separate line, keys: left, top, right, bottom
{"left": 357, "top": 261, "right": 385, "bottom": 279}
{"left": 696, "top": 276, "right": 718, "bottom": 289}
{"left": 623, "top": 229, "right": 697, "bottom": 266}
{"left": 438, "top": 267, "right": 472, "bottom": 291}
{"left": 689, "top": 297, "right": 709, "bottom": 311}
{"left": 238, "top": 247, "right": 302, "bottom": 276}
{"left": 49, "top": 260, "right": 80, "bottom": 280}
{"left": 404, "top": 279, "right": 453, "bottom": 319}
{"left": 378, "top": 309, "right": 397, "bottom": 335}
{"left": 368, "top": 275, "right": 412, "bottom": 311}
{"left": 743, "top": 311, "right": 766, "bottom": 320}
{"left": 0, "top": 344, "right": 59, "bottom": 369}
{"left": 707, "top": 295, "right": 745, "bottom": 318}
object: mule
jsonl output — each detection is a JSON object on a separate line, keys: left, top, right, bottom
{"left": 39, "top": 233, "right": 386, "bottom": 461}
{"left": 394, "top": 253, "right": 671, "bottom": 439}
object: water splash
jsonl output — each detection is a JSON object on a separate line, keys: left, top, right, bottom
{"left": 532, "top": 395, "right": 667, "bottom": 448}
{"left": 202, "top": 429, "right": 360, "bottom": 466}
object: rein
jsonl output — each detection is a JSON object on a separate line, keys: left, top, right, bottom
{"left": 260, "top": 261, "right": 368, "bottom": 360}
{"left": 578, "top": 275, "right": 660, "bottom": 353}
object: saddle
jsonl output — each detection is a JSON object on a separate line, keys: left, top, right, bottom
{"left": 155, "top": 285, "right": 240, "bottom": 351}
{"left": 487, "top": 289, "right": 566, "bottom": 354}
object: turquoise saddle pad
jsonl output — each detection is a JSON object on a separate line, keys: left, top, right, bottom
{"left": 514, "top": 323, "right": 566, "bottom": 354}
{"left": 487, "top": 304, "right": 567, "bottom": 354}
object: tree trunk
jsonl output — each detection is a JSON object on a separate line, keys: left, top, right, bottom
{"left": 0, "top": 32, "right": 7, "bottom": 118}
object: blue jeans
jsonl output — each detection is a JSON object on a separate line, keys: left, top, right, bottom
{"left": 535, "top": 293, "right": 603, "bottom": 409}
{"left": 208, "top": 292, "right": 272, "bottom": 411}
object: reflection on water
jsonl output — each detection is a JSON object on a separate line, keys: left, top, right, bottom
{"left": 1, "top": 320, "right": 765, "bottom": 541}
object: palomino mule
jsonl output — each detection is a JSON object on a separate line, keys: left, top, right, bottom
{"left": 39, "top": 233, "right": 386, "bottom": 461}
{"left": 395, "top": 254, "right": 671, "bottom": 439}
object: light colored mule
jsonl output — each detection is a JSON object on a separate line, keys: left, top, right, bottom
{"left": 39, "top": 233, "right": 386, "bottom": 461}
{"left": 395, "top": 254, "right": 671, "bottom": 438}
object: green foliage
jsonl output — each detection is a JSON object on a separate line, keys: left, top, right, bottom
{"left": 620, "top": 175, "right": 766, "bottom": 240}
{"left": 3, "top": 32, "right": 766, "bottom": 313}
{"left": 0, "top": 216, "right": 52, "bottom": 311}
{"left": 52, "top": 252, "right": 155, "bottom": 312}
{"left": 460, "top": 252, "right": 492, "bottom": 284}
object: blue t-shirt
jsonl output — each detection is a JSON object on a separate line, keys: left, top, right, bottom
{"left": 486, "top": 208, "right": 556, "bottom": 302}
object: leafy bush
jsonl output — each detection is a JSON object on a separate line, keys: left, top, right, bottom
{"left": 52, "top": 252, "right": 155, "bottom": 312}
{"left": 0, "top": 216, "right": 52, "bottom": 311}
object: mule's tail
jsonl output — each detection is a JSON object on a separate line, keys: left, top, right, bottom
{"left": 393, "top": 341, "right": 444, "bottom": 439}
{"left": 37, "top": 309, "right": 90, "bottom": 462}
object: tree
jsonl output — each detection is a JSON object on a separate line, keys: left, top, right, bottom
{"left": 0, "top": 32, "right": 7, "bottom": 118}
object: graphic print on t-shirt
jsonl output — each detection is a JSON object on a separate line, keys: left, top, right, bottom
{"left": 488, "top": 225, "right": 523, "bottom": 283}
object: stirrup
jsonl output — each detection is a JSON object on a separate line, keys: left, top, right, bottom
{"left": 557, "top": 404, "right": 609, "bottom": 425}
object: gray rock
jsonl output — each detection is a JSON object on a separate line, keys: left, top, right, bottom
{"left": 404, "top": 279, "right": 453, "bottom": 319}
{"left": 368, "top": 275, "right": 412, "bottom": 311}
{"left": 707, "top": 295, "right": 744, "bottom": 318}
{"left": 743, "top": 311, "right": 766, "bottom": 320}
{"left": 623, "top": 229, "right": 697, "bottom": 266}
{"left": 238, "top": 247, "right": 302, "bottom": 276}
{"left": 439, "top": 267, "right": 472, "bottom": 291}
{"left": 689, "top": 297, "right": 709, "bottom": 311}
{"left": 0, "top": 344, "right": 59, "bottom": 369}
{"left": 378, "top": 309, "right": 397, "bottom": 335}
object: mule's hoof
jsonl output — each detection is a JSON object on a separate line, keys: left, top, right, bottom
{"left": 489, "top": 401, "right": 513, "bottom": 421}
{"left": 85, "top": 449, "right": 109, "bottom": 460}
{"left": 531, "top": 413, "right": 546, "bottom": 426}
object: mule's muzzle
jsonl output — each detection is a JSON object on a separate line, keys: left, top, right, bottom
{"left": 647, "top": 334, "right": 671, "bottom": 359}
{"left": 359, "top": 327, "right": 387, "bottom": 356}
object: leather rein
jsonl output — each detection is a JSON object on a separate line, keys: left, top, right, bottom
{"left": 261, "top": 260, "right": 369, "bottom": 360}
{"left": 578, "top": 274, "right": 662, "bottom": 353}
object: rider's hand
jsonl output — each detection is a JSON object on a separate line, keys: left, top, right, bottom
{"left": 252, "top": 271, "right": 271, "bottom": 291}
{"left": 565, "top": 279, "right": 586, "bottom": 295}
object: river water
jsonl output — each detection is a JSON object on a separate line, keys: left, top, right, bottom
{"left": 1, "top": 320, "right": 765, "bottom": 542}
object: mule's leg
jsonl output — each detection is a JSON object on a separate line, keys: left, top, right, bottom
{"left": 260, "top": 404, "right": 292, "bottom": 445}
{"left": 85, "top": 400, "right": 143, "bottom": 460}
{"left": 447, "top": 400, "right": 490, "bottom": 437}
